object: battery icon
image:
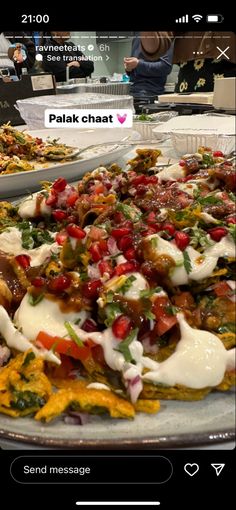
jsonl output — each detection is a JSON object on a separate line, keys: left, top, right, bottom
{"left": 206, "top": 14, "right": 224, "bottom": 22}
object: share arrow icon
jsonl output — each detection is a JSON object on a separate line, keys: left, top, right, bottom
{"left": 211, "top": 464, "right": 225, "bottom": 476}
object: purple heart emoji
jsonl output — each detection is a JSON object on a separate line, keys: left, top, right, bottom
{"left": 117, "top": 113, "right": 127, "bottom": 124}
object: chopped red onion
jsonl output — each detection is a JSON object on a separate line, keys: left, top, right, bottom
{"left": 107, "top": 237, "right": 119, "bottom": 255}
{"left": 0, "top": 345, "right": 10, "bottom": 367}
{"left": 64, "top": 411, "right": 89, "bottom": 425}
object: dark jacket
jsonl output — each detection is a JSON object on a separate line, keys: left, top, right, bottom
{"left": 42, "top": 38, "right": 94, "bottom": 82}
{"left": 129, "top": 36, "right": 173, "bottom": 98}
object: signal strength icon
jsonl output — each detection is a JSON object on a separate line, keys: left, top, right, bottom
{"left": 192, "top": 14, "right": 203, "bottom": 22}
{"left": 175, "top": 14, "right": 189, "bottom": 23}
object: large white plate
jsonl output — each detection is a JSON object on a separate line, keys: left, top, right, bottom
{"left": 0, "top": 128, "right": 133, "bottom": 199}
{"left": 0, "top": 391, "right": 234, "bottom": 449}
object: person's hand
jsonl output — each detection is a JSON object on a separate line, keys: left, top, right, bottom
{"left": 124, "top": 57, "right": 139, "bottom": 71}
{"left": 67, "top": 61, "right": 80, "bottom": 68}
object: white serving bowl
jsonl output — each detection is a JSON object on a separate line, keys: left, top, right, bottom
{"left": 170, "top": 132, "right": 235, "bottom": 156}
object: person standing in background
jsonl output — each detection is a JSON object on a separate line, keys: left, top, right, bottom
{"left": 124, "top": 32, "right": 173, "bottom": 99}
{"left": 140, "top": 32, "right": 236, "bottom": 92}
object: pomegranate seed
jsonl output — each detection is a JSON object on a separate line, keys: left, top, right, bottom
{"left": 35, "top": 137, "right": 42, "bottom": 145}
{"left": 115, "top": 260, "right": 138, "bottom": 276}
{"left": 118, "top": 235, "right": 133, "bottom": 251}
{"left": 226, "top": 217, "right": 236, "bottom": 224}
{"left": 66, "top": 191, "right": 79, "bottom": 207}
{"left": 98, "top": 260, "right": 113, "bottom": 277}
{"left": 81, "top": 318, "right": 98, "bottom": 332}
{"left": 179, "top": 160, "right": 186, "bottom": 167}
{"left": 111, "top": 227, "right": 132, "bottom": 239}
{"left": 213, "top": 151, "right": 224, "bottom": 158}
{"left": 66, "top": 223, "right": 86, "bottom": 239}
{"left": 141, "top": 262, "right": 158, "bottom": 280}
{"left": 48, "top": 274, "right": 71, "bottom": 292}
{"left": 52, "top": 177, "right": 67, "bottom": 192}
{"left": 163, "top": 223, "right": 176, "bottom": 236}
{"left": 142, "top": 226, "right": 157, "bottom": 237}
{"left": 52, "top": 209, "right": 67, "bottom": 222}
{"left": 45, "top": 190, "right": 58, "bottom": 206}
{"left": 56, "top": 230, "right": 68, "bottom": 245}
{"left": 124, "top": 248, "right": 136, "bottom": 260}
{"left": 174, "top": 231, "right": 190, "bottom": 251}
{"left": 31, "top": 276, "right": 45, "bottom": 287}
{"left": 112, "top": 315, "right": 132, "bottom": 339}
{"left": 208, "top": 227, "right": 228, "bottom": 242}
{"left": 82, "top": 279, "right": 101, "bottom": 299}
{"left": 15, "top": 254, "right": 31, "bottom": 269}
{"left": 89, "top": 242, "right": 103, "bottom": 262}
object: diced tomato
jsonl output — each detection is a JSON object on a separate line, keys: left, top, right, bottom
{"left": 153, "top": 296, "right": 177, "bottom": 336}
{"left": 51, "top": 355, "right": 75, "bottom": 379}
{"left": 213, "top": 281, "right": 231, "bottom": 297}
{"left": 15, "top": 254, "right": 31, "bottom": 268}
{"left": 36, "top": 331, "right": 91, "bottom": 361}
{"left": 66, "top": 223, "right": 86, "bottom": 239}
{"left": 89, "top": 242, "right": 103, "bottom": 262}
{"left": 155, "top": 315, "right": 178, "bottom": 336}
{"left": 66, "top": 191, "right": 79, "bottom": 207}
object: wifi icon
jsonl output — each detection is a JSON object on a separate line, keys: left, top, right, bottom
{"left": 192, "top": 14, "right": 203, "bottom": 22}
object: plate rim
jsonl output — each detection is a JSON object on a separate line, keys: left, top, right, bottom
{"left": 0, "top": 427, "right": 234, "bottom": 449}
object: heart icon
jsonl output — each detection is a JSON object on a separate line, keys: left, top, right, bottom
{"left": 184, "top": 463, "right": 199, "bottom": 477}
{"left": 117, "top": 113, "right": 127, "bottom": 124}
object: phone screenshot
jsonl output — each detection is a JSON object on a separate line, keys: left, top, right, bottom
{"left": 0, "top": 8, "right": 235, "bottom": 509}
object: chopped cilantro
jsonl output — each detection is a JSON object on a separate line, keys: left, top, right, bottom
{"left": 144, "top": 309, "right": 156, "bottom": 320}
{"left": 118, "top": 275, "right": 136, "bottom": 294}
{"left": 140, "top": 286, "right": 162, "bottom": 299}
{"left": 22, "top": 351, "right": 36, "bottom": 367}
{"left": 104, "top": 303, "right": 122, "bottom": 327}
{"left": 198, "top": 196, "right": 223, "bottom": 207}
{"left": 28, "top": 293, "right": 44, "bottom": 306}
{"left": 228, "top": 192, "right": 236, "bottom": 203}
{"left": 183, "top": 250, "right": 192, "bottom": 274}
{"left": 218, "top": 322, "right": 236, "bottom": 334}
{"left": 114, "top": 328, "right": 138, "bottom": 363}
{"left": 165, "top": 305, "right": 178, "bottom": 315}
{"left": 228, "top": 224, "right": 236, "bottom": 244}
{"left": 202, "top": 153, "right": 214, "bottom": 167}
{"left": 116, "top": 202, "right": 141, "bottom": 222}
{"left": 150, "top": 237, "right": 158, "bottom": 248}
{"left": 74, "top": 318, "right": 81, "bottom": 325}
{"left": 64, "top": 321, "right": 84, "bottom": 347}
